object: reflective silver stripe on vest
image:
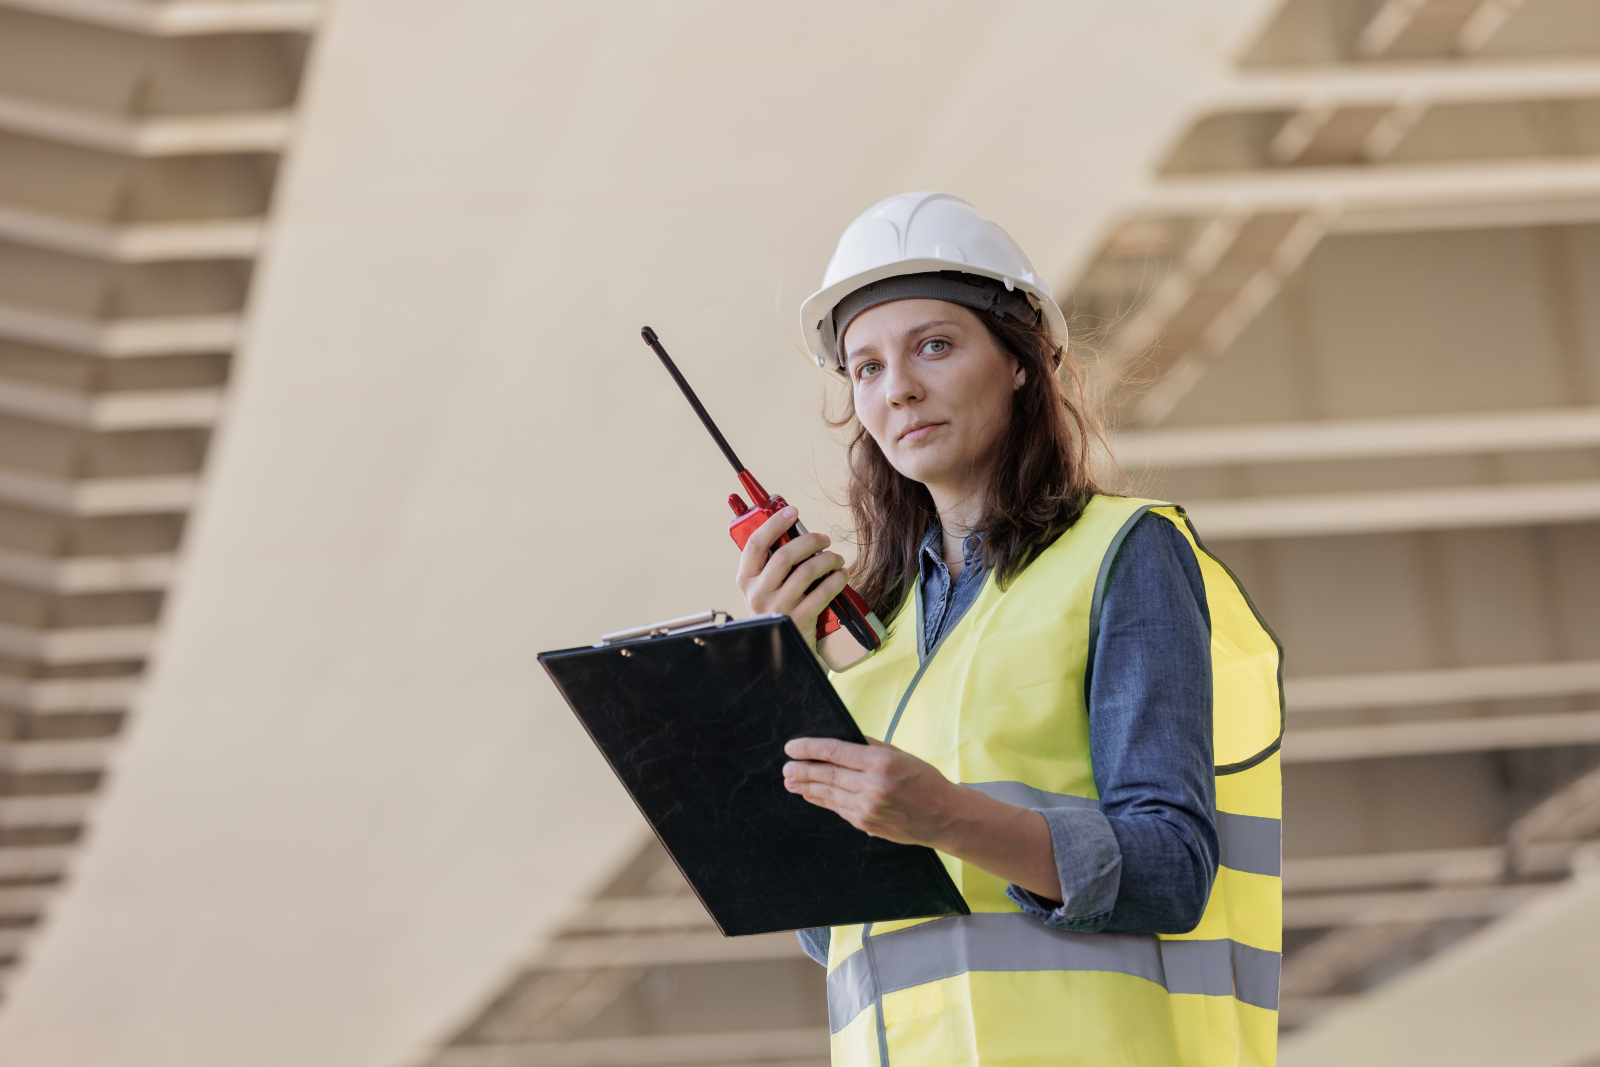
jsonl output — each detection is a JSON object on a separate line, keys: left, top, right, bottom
{"left": 965, "top": 781, "right": 1098, "bottom": 811}
{"left": 965, "top": 782, "right": 1282, "bottom": 877}
{"left": 827, "top": 913, "right": 1280, "bottom": 1034}
{"left": 1216, "top": 810, "right": 1282, "bottom": 877}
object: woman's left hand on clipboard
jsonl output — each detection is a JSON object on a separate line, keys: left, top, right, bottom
{"left": 781, "top": 736, "right": 1064, "bottom": 901}
{"left": 782, "top": 737, "right": 957, "bottom": 844}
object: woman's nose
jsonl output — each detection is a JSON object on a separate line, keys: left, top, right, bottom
{"left": 884, "top": 359, "right": 922, "bottom": 406}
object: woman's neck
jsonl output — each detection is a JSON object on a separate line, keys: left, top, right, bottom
{"left": 928, "top": 483, "right": 986, "bottom": 581}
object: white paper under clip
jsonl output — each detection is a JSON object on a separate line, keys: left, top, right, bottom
{"left": 595, "top": 609, "right": 737, "bottom": 646}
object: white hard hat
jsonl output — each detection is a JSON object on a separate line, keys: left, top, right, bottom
{"left": 800, "top": 192, "right": 1067, "bottom": 374}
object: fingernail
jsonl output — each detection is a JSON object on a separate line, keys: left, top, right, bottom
{"left": 782, "top": 506, "right": 797, "bottom": 517}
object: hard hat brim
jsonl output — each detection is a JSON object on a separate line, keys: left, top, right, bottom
{"left": 800, "top": 259, "right": 1069, "bottom": 375}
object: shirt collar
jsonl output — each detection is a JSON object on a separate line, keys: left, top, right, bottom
{"left": 919, "top": 521, "right": 985, "bottom": 574}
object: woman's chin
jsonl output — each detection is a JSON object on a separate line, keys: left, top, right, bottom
{"left": 888, "top": 452, "right": 962, "bottom": 488}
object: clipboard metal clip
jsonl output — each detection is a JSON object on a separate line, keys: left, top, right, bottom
{"left": 596, "top": 610, "right": 736, "bottom": 646}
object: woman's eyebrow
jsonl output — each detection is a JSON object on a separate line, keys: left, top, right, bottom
{"left": 844, "top": 340, "right": 878, "bottom": 367}
{"left": 904, "top": 319, "right": 958, "bottom": 339}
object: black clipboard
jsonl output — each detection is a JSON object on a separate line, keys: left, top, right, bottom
{"left": 538, "top": 612, "right": 970, "bottom": 936}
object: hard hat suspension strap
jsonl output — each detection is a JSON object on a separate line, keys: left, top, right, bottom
{"left": 831, "top": 271, "right": 1040, "bottom": 360}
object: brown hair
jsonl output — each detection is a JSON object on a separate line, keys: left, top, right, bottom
{"left": 830, "top": 311, "right": 1115, "bottom": 622}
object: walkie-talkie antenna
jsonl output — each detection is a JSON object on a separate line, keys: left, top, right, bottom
{"left": 641, "top": 327, "right": 745, "bottom": 476}
{"left": 640, "top": 325, "right": 885, "bottom": 655}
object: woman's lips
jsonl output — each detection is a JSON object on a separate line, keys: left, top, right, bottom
{"left": 900, "top": 422, "right": 943, "bottom": 443}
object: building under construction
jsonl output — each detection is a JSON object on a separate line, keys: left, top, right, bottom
{"left": 0, "top": 1, "right": 1595, "bottom": 1065}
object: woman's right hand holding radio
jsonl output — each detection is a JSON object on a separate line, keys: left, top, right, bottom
{"left": 736, "top": 505, "right": 848, "bottom": 653}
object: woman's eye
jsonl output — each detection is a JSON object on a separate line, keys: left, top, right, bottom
{"left": 855, "top": 361, "right": 882, "bottom": 380}
{"left": 923, "top": 339, "right": 949, "bottom": 355}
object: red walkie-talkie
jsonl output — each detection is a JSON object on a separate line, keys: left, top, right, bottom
{"left": 641, "top": 327, "right": 887, "bottom": 662}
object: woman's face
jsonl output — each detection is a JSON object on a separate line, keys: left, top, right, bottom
{"left": 843, "top": 298, "right": 1021, "bottom": 494}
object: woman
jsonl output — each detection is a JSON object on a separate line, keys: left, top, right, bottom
{"left": 737, "top": 193, "right": 1284, "bottom": 1067}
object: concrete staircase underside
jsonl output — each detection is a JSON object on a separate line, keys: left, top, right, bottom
{"left": 0, "top": 0, "right": 315, "bottom": 994}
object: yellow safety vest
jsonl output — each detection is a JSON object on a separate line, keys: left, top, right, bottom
{"left": 827, "top": 495, "right": 1283, "bottom": 1067}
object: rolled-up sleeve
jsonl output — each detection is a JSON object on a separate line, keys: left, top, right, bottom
{"left": 1007, "top": 513, "right": 1219, "bottom": 934}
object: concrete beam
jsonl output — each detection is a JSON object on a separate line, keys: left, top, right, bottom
{"left": 0, "top": 204, "right": 265, "bottom": 263}
{"left": 1116, "top": 407, "right": 1600, "bottom": 469}
{"left": 0, "top": 0, "right": 321, "bottom": 34}
{"left": 1286, "top": 660, "right": 1600, "bottom": 714}
{"left": 0, "top": 673, "right": 139, "bottom": 713}
{"left": 1186, "top": 479, "right": 1600, "bottom": 540}
{"left": 0, "top": 846, "right": 75, "bottom": 880}
{"left": 0, "top": 622, "right": 156, "bottom": 663}
{"left": 0, "top": 376, "right": 224, "bottom": 431}
{"left": 0, "top": 93, "right": 293, "bottom": 156}
{"left": 1285, "top": 846, "right": 1508, "bottom": 894}
{"left": 0, "top": 548, "right": 175, "bottom": 593}
{"left": 538, "top": 931, "right": 806, "bottom": 971}
{"left": 0, "top": 886, "right": 58, "bottom": 913}
{"left": 0, "top": 796, "right": 95, "bottom": 830}
{"left": 432, "top": 1028, "right": 828, "bottom": 1067}
{"left": 0, "top": 467, "right": 197, "bottom": 516}
{"left": 1284, "top": 882, "right": 1552, "bottom": 928}
{"left": 1139, "top": 158, "right": 1600, "bottom": 219}
{"left": 562, "top": 897, "right": 713, "bottom": 936}
{"left": 0, "top": 300, "right": 240, "bottom": 357}
{"left": 1211, "top": 59, "right": 1600, "bottom": 113}
{"left": 1284, "top": 710, "right": 1600, "bottom": 762}
{"left": 0, "top": 737, "right": 119, "bottom": 774}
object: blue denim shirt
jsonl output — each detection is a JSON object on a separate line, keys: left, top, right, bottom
{"left": 799, "top": 512, "right": 1218, "bottom": 964}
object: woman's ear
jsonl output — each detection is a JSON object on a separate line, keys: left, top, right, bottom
{"left": 1013, "top": 365, "right": 1027, "bottom": 390}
